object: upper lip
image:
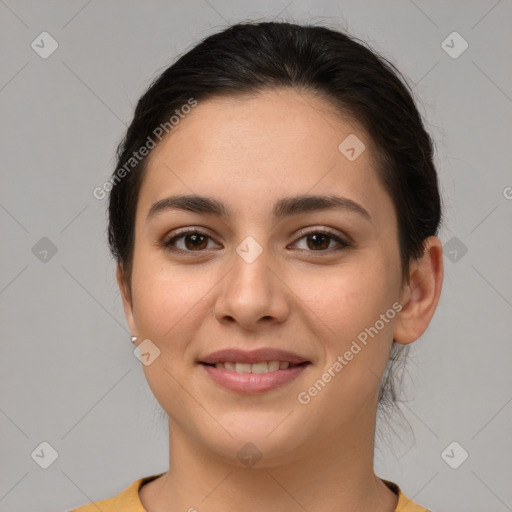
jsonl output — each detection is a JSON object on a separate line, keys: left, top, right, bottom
{"left": 199, "top": 348, "right": 310, "bottom": 365}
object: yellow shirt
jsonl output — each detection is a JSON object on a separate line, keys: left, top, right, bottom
{"left": 69, "top": 473, "right": 430, "bottom": 511}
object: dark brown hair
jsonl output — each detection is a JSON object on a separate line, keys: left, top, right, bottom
{"left": 106, "top": 20, "right": 442, "bottom": 415}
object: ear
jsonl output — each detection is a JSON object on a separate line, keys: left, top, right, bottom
{"left": 393, "top": 236, "right": 444, "bottom": 345}
{"left": 116, "top": 263, "right": 137, "bottom": 335}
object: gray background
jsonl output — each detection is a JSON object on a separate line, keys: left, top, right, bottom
{"left": 1, "top": 1, "right": 511, "bottom": 511}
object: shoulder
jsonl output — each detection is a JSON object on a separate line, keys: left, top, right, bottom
{"left": 69, "top": 473, "right": 164, "bottom": 512}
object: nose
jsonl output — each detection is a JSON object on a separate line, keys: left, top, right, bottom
{"left": 213, "top": 240, "right": 290, "bottom": 331}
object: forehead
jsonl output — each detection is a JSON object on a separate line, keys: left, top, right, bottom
{"left": 137, "top": 88, "right": 394, "bottom": 225}
{"left": 148, "top": 88, "right": 370, "bottom": 164}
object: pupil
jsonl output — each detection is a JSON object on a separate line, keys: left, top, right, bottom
{"left": 187, "top": 234, "right": 206, "bottom": 250}
{"left": 309, "top": 234, "right": 328, "bottom": 250}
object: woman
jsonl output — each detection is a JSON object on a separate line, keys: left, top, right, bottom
{"left": 72, "top": 20, "right": 443, "bottom": 512}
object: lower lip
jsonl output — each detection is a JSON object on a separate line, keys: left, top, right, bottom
{"left": 200, "top": 363, "right": 310, "bottom": 394}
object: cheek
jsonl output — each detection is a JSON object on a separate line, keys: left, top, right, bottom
{"left": 130, "top": 263, "right": 212, "bottom": 415}
{"left": 295, "top": 263, "right": 399, "bottom": 411}
{"left": 131, "top": 258, "right": 221, "bottom": 345}
{"left": 291, "top": 259, "right": 398, "bottom": 345}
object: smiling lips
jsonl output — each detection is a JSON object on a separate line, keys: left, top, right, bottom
{"left": 198, "top": 348, "right": 311, "bottom": 394}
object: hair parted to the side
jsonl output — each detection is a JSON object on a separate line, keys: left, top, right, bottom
{"left": 106, "top": 20, "right": 442, "bottom": 428}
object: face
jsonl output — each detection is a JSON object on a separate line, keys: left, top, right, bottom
{"left": 119, "top": 88, "right": 411, "bottom": 465}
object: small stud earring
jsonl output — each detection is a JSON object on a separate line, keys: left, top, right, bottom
{"left": 131, "top": 336, "right": 137, "bottom": 344}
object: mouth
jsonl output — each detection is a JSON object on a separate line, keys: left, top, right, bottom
{"left": 197, "top": 348, "right": 312, "bottom": 394}
{"left": 199, "top": 359, "right": 312, "bottom": 395}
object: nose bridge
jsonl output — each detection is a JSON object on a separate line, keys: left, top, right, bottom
{"left": 235, "top": 234, "right": 266, "bottom": 266}
{"left": 214, "top": 232, "right": 289, "bottom": 327}
{"left": 231, "top": 233, "right": 273, "bottom": 301}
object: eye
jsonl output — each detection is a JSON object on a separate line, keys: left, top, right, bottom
{"left": 161, "top": 229, "right": 219, "bottom": 252}
{"left": 291, "top": 229, "right": 351, "bottom": 252}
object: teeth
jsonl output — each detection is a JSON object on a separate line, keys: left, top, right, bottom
{"left": 213, "top": 361, "right": 296, "bottom": 373}
{"left": 250, "top": 362, "right": 268, "bottom": 374}
{"left": 235, "top": 363, "right": 252, "bottom": 373}
{"left": 268, "top": 361, "right": 280, "bottom": 372}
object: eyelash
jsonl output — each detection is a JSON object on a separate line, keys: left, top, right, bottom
{"left": 160, "top": 227, "right": 351, "bottom": 255}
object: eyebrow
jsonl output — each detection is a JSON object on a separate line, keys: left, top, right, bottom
{"left": 146, "top": 194, "right": 372, "bottom": 223}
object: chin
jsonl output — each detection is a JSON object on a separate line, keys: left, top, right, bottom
{"left": 197, "top": 419, "right": 311, "bottom": 468}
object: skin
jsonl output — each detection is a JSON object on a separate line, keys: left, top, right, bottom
{"left": 117, "top": 88, "right": 443, "bottom": 512}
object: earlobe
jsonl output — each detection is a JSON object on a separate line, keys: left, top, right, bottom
{"left": 393, "top": 236, "right": 444, "bottom": 345}
{"left": 116, "top": 263, "right": 137, "bottom": 334}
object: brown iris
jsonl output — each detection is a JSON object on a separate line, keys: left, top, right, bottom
{"left": 305, "top": 233, "right": 330, "bottom": 251}
{"left": 183, "top": 233, "right": 208, "bottom": 250}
